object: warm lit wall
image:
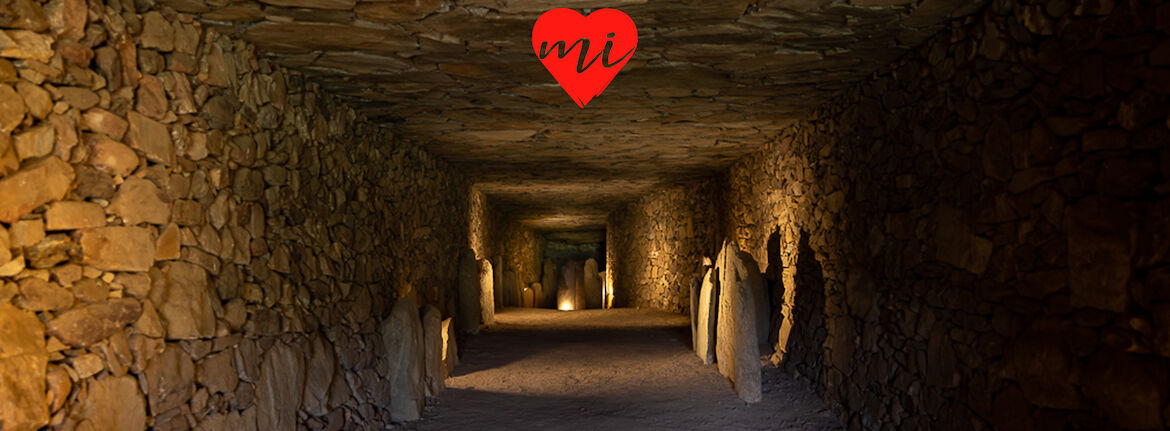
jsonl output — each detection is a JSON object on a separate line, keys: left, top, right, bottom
{"left": 0, "top": 3, "right": 468, "bottom": 429}
{"left": 721, "top": 1, "right": 1170, "bottom": 429}
{"left": 607, "top": 179, "right": 720, "bottom": 313}
{"left": 468, "top": 188, "right": 494, "bottom": 260}
{"left": 491, "top": 217, "right": 544, "bottom": 307}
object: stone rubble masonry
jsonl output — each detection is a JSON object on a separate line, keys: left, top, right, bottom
{"left": 0, "top": 0, "right": 472, "bottom": 428}
{"left": 718, "top": 1, "right": 1170, "bottom": 430}
{"left": 607, "top": 1, "right": 1170, "bottom": 429}
{"left": 607, "top": 179, "right": 720, "bottom": 313}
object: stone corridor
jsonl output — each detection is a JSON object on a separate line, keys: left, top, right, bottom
{"left": 415, "top": 308, "right": 842, "bottom": 430}
{"left": 0, "top": 0, "right": 1169, "bottom": 430}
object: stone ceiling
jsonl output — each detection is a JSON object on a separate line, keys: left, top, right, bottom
{"left": 166, "top": 0, "right": 986, "bottom": 229}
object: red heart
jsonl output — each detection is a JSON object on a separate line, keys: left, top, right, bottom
{"left": 531, "top": 8, "right": 638, "bottom": 108}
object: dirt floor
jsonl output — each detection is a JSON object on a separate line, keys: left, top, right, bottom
{"left": 409, "top": 308, "right": 843, "bottom": 430}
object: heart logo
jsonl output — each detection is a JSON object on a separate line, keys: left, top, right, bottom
{"left": 531, "top": 8, "right": 638, "bottom": 108}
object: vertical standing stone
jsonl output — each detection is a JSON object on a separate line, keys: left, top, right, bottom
{"left": 503, "top": 270, "right": 518, "bottom": 308}
{"left": 694, "top": 267, "right": 718, "bottom": 365}
{"left": 421, "top": 305, "right": 444, "bottom": 397}
{"left": 380, "top": 292, "right": 424, "bottom": 422}
{"left": 715, "top": 240, "right": 763, "bottom": 403}
{"left": 441, "top": 317, "right": 458, "bottom": 378}
{"left": 491, "top": 255, "right": 503, "bottom": 309}
{"left": 255, "top": 341, "right": 305, "bottom": 430}
{"left": 541, "top": 258, "right": 556, "bottom": 308}
{"left": 583, "top": 258, "right": 601, "bottom": 309}
{"left": 301, "top": 333, "right": 335, "bottom": 417}
{"left": 478, "top": 259, "right": 494, "bottom": 325}
{"left": 520, "top": 284, "right": 535, "bottom": 308}
{"left": 556, "top": 260, "right": 586, "bottom": 310}
{"left": 456, "top": 250, "right": 481, "bottom": 334}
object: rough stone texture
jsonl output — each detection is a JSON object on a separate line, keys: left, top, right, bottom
{"left": 583, "top": 258, "right": 602, "bottom": 309}
{"left": 79, "top": 226, "right": 155, "bottom": 272}
{"left": 492, "top": 217, "right": 544, "bottom": 308}
{"left": 693, "top": 267, "right": 718, "bottom": 365}
{"left": 151, "top": 261, "right": 216, "bottom": 339}
{"left": 69, "top": 376, "right": 147, "bottom": 431}
{"left": 456, "top": 249, "right": 482, "bottom": 334}
{"left": 0, "top": 2, "right": 474, "bottom": 428}
{"left": 711, "top": 1, "right": 1170, "bottom": 429}
{"left": 144, "top": 344, "right": 195, "bottom": 415}
{"left": 714, "top": 240, "right": 764, "bottom": 403}
{"left": 608, "top": 179, "right": 719, "bottom": 313}
{"left": 478, "top": 259, "right": 495, "bottom": 326}
{"left": 0, "top": 156, "right": 74, "bottom": 223}
{"left": 43, "top": 201, "right": 106, "bottom": 230}
{"left": 441, "top": 317, "right": 457, "bottom": 378}
{"left": 108, "top": 177, "right": 172, "bottom": 225}
{"left": 421, "top": 305, "right": 445, "bottom": 397}
{"left": 255, "top": 341, "right": 304, "bottom": 430}
{"left": 0, "top": 303, "right": 48, "bottom": 431}
{"left": 169, "top": 0, "right": 986, "bottom": 228}
{"left": 381, "top": 293, "right": 425, "bottom": 422}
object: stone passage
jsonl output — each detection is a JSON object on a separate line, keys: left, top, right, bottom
{"left": 415, "top": 308, "right": 844, "bottom": 430}
{"left": 0, "top": 0, "right": 474, "bottom": 428}
{"left": 2, "top": 0, "right": 1169, "bottom": 429}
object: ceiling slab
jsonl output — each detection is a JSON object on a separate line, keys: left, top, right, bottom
{"left": 177, "top": 0, "right": 988, "bottom": 228}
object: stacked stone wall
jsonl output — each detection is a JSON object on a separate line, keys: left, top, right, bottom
{"left": 722, "top": 1, "right": 1170, "bottom": 429}
{"left": 0, "top": 1, "right": 470, "bottom": 428}
{"left": 607, "top": 179, "right": 720, "bottom": 313}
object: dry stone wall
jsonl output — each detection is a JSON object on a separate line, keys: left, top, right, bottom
{"left": 490, "top": 216, "right": 543, "bottom": 308}
{"left": 721, "top": 1, "right": 1170, "bottom": 429}
{"left": 0, "top": 0, "right": 470, "bottom": 429}
{"left": 607, "top": 179, "right": 719, "bottom": 313}
{"left": 468, "top": 188, "right": 494, "bottom": 261}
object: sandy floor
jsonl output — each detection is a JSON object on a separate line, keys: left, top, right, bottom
{"left": 408, "top": 308, "right": 843, "bottom": 430}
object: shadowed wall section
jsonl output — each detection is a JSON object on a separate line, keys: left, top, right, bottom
{"left": 720, "top": 2, "right": 1170, "bottom": 429}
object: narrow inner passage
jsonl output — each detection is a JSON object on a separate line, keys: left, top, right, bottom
{"left": 417, "top": 308, "right": 842, "bottom": 430}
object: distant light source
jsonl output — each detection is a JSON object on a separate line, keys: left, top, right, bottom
{"left": 558, "top": 299, "right": 574, "bottom": 311}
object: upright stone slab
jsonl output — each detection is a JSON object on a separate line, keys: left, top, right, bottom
{"left": 530, "top": 282, "right": 544, "bottom": 308}
{"left": 521, "top": 284, "right": 535, "bottom": 308}
{"left": 456, "top": 250, "right": 481, "bottom": 334}
{"left": 557, "top": 260, "right": 584, "bottom": 310}
{"left": 491, "top": 255, "right": 503, "bottom": 309}
{"left": 694, "top": 267, "right": 718, "bottom": 364}
{"left": 255, "top": 341, "right": 305, "bottom": 430}
{"left": 421, "top": 305, "right": 444, "bottom": 397}
{"left": 541, "top": 258, "right": 556, "bottom": 308}
{"left": 583, "top": 258, "right": 602, "bottom": 309}
{"left": 380, "top": 293, "right": 425, "bottom": 422}
{"left": 690, "top": 277, "right": 699, "bottom": 338}
{"left": 503, "top": 270, "right": 518, "bottom": 307}
{"left": 441, "top": 317, "right": 458, "bottom": 377}
{"left": 715, "top": 240, "right": 763, "bottom": 403}
{"left": 478, "top": 259, "right": 495, "bottom": 325}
